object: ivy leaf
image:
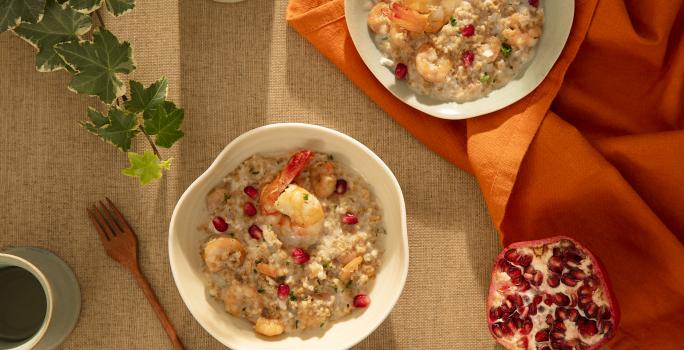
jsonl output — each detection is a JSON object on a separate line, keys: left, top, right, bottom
{"left": 81, "top": 107, "right": 139, "bottom": 151}
{"left": 0, "top": 0, "right": 46, "bottom": 33}
{"left": 67, "top": 0, "right": 102, "bottom": 13}
{"left": 125, "top": 77, "right": 168, "bottom": 116}
{"left": 105, "top": 0, "right": 133, "bottom": 16}
{"left": 143, "top": 101, "right": 184, "bottom": 148}
{"left": 122, "top": 150, "right": 170, "bottom": 186}
{"left": 55, "top": 27, "right": 135, "bottom": 104}
{"left": 13, "top": 0, "right": 92, "bottom": 72}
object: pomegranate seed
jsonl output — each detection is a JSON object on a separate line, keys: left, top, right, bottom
{"left": 578, "top": 318, "right": 598, "bottom": 336}
{"left": 517, "top": 254, "right": 532, "bottom": 267}
{"left": 532, "top": 271, "right": 544, "bottom": 286}
{"left": 555, "top": 293, "right": 570, "bottom": 306}
{"left": 578, "top": 284, "right": 593, "bottom": 296}
{"left": 505, "top": 249, "right": 519, "bottom": 262}
{"left": 517, "top": 337, "right": 528, "bottom": 348}
{"left": 277, "top": 283, "right": 290, "bottom": 299}
{"left": 505, "top": 318, "right": 519, "bottom": 332}
{"left": 248, "top": 224, "right": 262, "bottom": 240}
{"left": 585, "top": 302, "right": 599, "bottom": 318}
{"left": 541, "top": 347, "right": 551, "bottom": 350}
{"left": 567, "top": 308, "right": 579, "bottom": 322}
{"left": 353, "top": 294, "right": 370, "bottom": 308}
{"left": 501, "top": 324, "right": 513, "bottom": 336}
{"left": 553, "top": 320, "right": 566, "bottom": 332}
{"left": 243, "top": 202, "right": 257, "bottom": 217}
{"left": 535, "top": 329, "right": 549, "bottom": 342}
{"left": 489, "top": 308, "right": 499, "bottom": 322}
{"left": 529, "top": 0, "right": 539, "bottom": 7}
{"left": 395, "top": 63, "right": 408, "bottom": 80}
{"left": 544, "top": 294, "right": 554, "bottom": 306}
{"left": 507, "top": 267, "right": 522, "bottom": 278}
{"left": 291, "top": 248, "right": 310, "bottom": 264}
{"left": 461, "top": 24, "right": 475, "bottom": 37}
{"left": 579, "top": 295, "right": 593, "bottom": 307}
{"left": 492, "top": 323, "right": 504, "bottom": 338}
{"left": 600, "top": 306, "right": 612, "bottom": 320}
{"left": 548, "top": 256, "right": 563, "bottom": 273}
{"left": 462, "top": 50, "right": 474, "bottom": 67}
{"left": 545, "top": 314, "right": 554, "bottom": 325}
{"left": 548, "top": 274, "right": 561, "bottom": 287}
{"left": 243, "top": 185, "right": 258, "bottom": 199}
{"left": 335, "top": 179, "right": 348, "bottom": 194}
{"left": 570, "top": 294, "right": 578, "bottom": 308}
{"left": 528, "top": 303, "right": 537, "bottom": 316}
{"left": 533, "top": 295, "right": 543, "bottom": 305}
{"left": 561, "top": 274, "right": 577, "bottom": 287}
{"left": 342, "top": 213, "right": 358, "bottom": 225}
{"left": 511, "top": 275, "right": 525, "bottom": 286}
{"left": 212, "top": 216, "right": 229, "bottom": 232}
{"left": 520, "top": 318, "right": 533, "bottom": 335}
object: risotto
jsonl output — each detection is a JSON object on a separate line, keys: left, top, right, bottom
{"left": 367, "top": 0, "right": 544, "bottom": 102}
{"left": 200, "top": 150, "right": 384, "bottom": 337}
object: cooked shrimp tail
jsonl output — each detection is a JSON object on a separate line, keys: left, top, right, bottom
{"left": 260, "top": 150, "right": 314, "bottom": 214}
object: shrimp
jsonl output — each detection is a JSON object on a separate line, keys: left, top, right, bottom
{"left": 415, "top": 43, "right": 452, "bottom": 83}
{"left": 259, "top": 150, "right": 325, "bottom": 248}
{"left": 390, "top": 0, "right": 460, "bottom": 33}
{"left": 340, "top": 256, "right": 364, "bottom": 282}
{"left": 254, "top": 317, "right": 284, "bottom": 337}
{"left": 310, "top": 161, "right": 336, "bottom": 199}
{"left": 502, "top": 13, "right": 542, "bottom": 48}
{"left": 368, "top": 2, "right": 392, "bottom": 34}
{"left": 222, "top": 283, "right": 262, "bottom": 317}
{"left": 203, "top": 237, "right": 245, "bottom": 272}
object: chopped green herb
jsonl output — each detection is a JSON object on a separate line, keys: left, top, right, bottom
{"left": 346, "top": 303, "right": 350, "bottom": 308}
{"left": 449, "top": 16, "right": 457, "bottom": 26}
{"left": 289, "top": 291, "right": 297, "bottom": 301}
{"left": 322, "top": 260, "right": 332, "bottom": 269}
{"left": 333, "top": 286, "right": 338, "bottom": 293}
{"left": 381, "top": 36, "right": 389, "bottom": 41}
{"left": 500, "top": 43, "right": 512, "bottom": 58}
{"left": 346, "top": 280, "right": 353, "bottom": 289}
{"left": 328, "top": 154, "right": 334, "bottom": 160}
{"left": 223, "top": 193, "right": 231, "bottom": 202}
{"left": 320, "top": 323, "right": 324, "bottom": 328}
{"left": 295, "top": 320, "right": 299, "bottom": 329}
{"left": 257, "top": 288, "right": 265, "bottom": 294}
{"left": 480, "top": 72, "right": 491, "bottom": 83}
{"left": 255, "top": 258, "right": 263, "bottom": 265}
{"left": 303, "top": 193, "right": 309, "bottom": 201}
{"left": 229, "top": 232, "right": 235, "bottom": 237}
{"left": 253, "top": 269, "right": 257, "bottom": 274}
{"left": 250, "top": 168, "right": 260, "bottom": 175}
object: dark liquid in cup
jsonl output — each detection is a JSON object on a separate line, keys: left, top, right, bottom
{"left": 0, "top": 266, "right": 47, "bottom": 342}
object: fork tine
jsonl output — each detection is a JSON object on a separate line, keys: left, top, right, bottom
{"left": 105, "top": 197, "right": 133, "bottom": 233}
{"left": 92, "top": 204, "right": 117, "bottom": 238}
{"left": 99, "top": 200, "right": 123, "bottom": 234}
{"left": 86, "top": 208, "right": 110, "bottom": 242}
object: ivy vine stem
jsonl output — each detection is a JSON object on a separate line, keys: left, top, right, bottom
{"left": 95, "top": 9, "right": 105, "bottom": 28}
{"left": 140, "top": 126, "right": 162, "bottom": 159}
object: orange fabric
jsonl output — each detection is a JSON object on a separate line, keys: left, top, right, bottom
{"left": 287, "top": 0, "right": 684, "bottom": 348}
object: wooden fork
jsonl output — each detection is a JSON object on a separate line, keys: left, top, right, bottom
{"left": 87, "top": 198, "right": 185, "bottom": 350}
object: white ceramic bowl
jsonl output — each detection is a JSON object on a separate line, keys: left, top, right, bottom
{"left": 345, "top": 0, "right": 575, "bottom": 119}
{"left": 169, "top": 123, "right": 409, "bottom": 350}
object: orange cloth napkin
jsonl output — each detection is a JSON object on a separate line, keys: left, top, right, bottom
{"left": 287, "top": 0, "right": 684, "bottom": 348}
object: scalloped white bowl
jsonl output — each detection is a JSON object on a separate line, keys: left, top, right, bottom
{"left": 169, "top": 123, "right": 409, "bottom": 350}
{"left": 345, "top": 0, "right": 575, "bottom": 119}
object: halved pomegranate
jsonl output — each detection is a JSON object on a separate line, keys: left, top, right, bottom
{"left": 487, "top": 236, "right": 619, "bottom": 350}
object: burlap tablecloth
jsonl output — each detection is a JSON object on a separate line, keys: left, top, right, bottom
{"left": 0, "top": 1, "right": 502, "bottom": 348}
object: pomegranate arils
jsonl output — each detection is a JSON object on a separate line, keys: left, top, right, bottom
{"left": 394, "top": 63, "right": 408, "bottom": 80}
{"left": 461, "top": 24, "right": 475, "bottom": 37}
{"left": 342, "top": 213, "right": 359, "bottom": 225}
{"left": 243, "top": 185, "right": 258, "bottom": 199}
{"left": 353, "top": 294, "right": 370, "bottom": 308}
{"left": 291, "top": 248, "right": 310, "bottom": 264}
{"left": 487, "top": 236, "right": 620, "bottom": 350}
{"left": 462, "top": 50, "right": 474, "bottom": 67}
{"left": 243, "top": 202, "right": 257, "bottom": 217}
{"left": 277, "top": 283, "right": 290, "bottom": 299}
{"left": 212, "top": 216, "right": 229, "bottom": 232}
{"left": 529, "top": 0, "right": 539, "bottom": 8}
{"left": 248, "top": 224, "right": 263, "bottom": 240}
{"left": 335, "top": 179, "right": 348, "bottom": 194}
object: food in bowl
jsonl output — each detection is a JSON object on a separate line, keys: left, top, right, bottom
{"left": 200, "top": 149, "right": 384, "bottom": 337}
{"left": 367, "top": 0, "right": 544, "bottom": 102}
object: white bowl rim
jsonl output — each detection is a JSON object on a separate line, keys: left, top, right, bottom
{"left": 168, "top": 122, "right": 409, "bottom": 350}
{"left": 344, "top": 0, "right": 575, "bottom": 120}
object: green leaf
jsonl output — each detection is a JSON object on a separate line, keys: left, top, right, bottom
{"left": 0, "top": 0, "right": 45, "bottom": 33}
{"left": 54, "top": 27, "right": 135, "bottom": 104}
{"left": 67, "top": 0, "right": 102, "bottom": 13}
{"left": 105, "top": 0, "right": 133, "bottom": 16}
{"left": 81, "top": 107, "right": 139, "bottom": 151}
{"left": 125, "top": 77, "right": 168, "bottom": 115}
{"left": 122, "top": 150, "right": 170, "bottom": 185}
{"left": 143, "top": 101, "right": 184, "bottom": 148}
{"left": 13, "top": 0, "right": 91, "bottom": 72}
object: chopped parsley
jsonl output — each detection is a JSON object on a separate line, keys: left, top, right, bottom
{"left": 289, "top": 291, "right": 297, "bottom": 301}
{"left": 346, "top": 280, "right": 353, "bottom": 289}
{"left": 449, "top": 16, "right": 457, "bottom": 26}
{"left": 333, "top": 286, "right": 338, "bottom": 293}
{"left": 303, "top": 193, "right": 309, "bottom": 201}
{"left": 257, "top": 288, "right": 265, "bottom": 294}
{"left": 320, "top": 323, "right": 325, "bottom": 328}
{"left": 255, "top": 258, "right": 263, "bottom": 265}
{"left": 480, "top": 72, "right": 491, "bottom": 83}
{"left": 500, "top": 43, "right": 512, "bottom": 58}
{"left": 322, "top": 260, "right": 332, "bottom": 269}
{"left": 223, "top": 193, "right": 230, "bottom": 202}
{"left": 250, "top": 168, "right": 260, "bottom": 175}
{"left": 295, "top": 320, "right": 299, "bottom": 329}
{"left": 328, "top": 154, "right": 334, "bottom": 160}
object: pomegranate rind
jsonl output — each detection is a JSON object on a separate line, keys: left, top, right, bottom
{"left": 486, "top": 235, "right": 620, "bottom": 350}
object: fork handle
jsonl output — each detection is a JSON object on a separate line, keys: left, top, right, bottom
{"left": 131, "top": 267, "right": 185, "bottom": 350}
